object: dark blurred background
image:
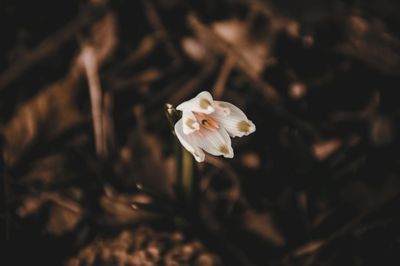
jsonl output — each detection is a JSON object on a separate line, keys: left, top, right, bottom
{"left": 1, "top": 0, "right": 400, "bottom": 265}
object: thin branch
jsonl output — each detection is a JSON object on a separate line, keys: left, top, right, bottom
{"left": 141, "top": 0, "right": 182, "bottom": 64}
{"left": 101, "top": 91, "right": 115, "bottom": 156}
{"left": 188, "top": 14, "right": 280, "bottom": 102}
{"left": 81, "top": 45, "right": 105, "bottom": 157}
{"left": 46, "top": 194, "right": 82, "bottom": 215}
{"left": 0, "top": 5, "right": 107, "bottom": 91}
{"left": 212, "top": 52, "right": 236, "bottom": 100}
{"left": 168, "top": 60, "right": 217, "bottom": 105}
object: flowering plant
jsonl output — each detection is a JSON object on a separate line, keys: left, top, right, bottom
{"left": 174, "top": 91, "right": 255, "bottom": 162}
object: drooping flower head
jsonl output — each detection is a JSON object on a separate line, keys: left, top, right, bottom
{"left": 174, "top": 91, "right": 255, "bottom": 162}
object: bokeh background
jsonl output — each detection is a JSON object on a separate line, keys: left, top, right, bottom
{"left": 1, "top": 0, "right": 400, "bottom": 265}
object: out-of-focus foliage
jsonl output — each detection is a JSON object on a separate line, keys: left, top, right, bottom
{"left": 1, "top": 0, "right": 400, "bottom": 265}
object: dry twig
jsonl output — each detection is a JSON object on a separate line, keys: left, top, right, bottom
{"left": 212, "top": 52, "right": 236, "bottom": 100}
{"left": 141, "top": 0, "right": 182, "bottom": 64}
{"left": 0, "top": 5, "right": 107, "bottom": 91}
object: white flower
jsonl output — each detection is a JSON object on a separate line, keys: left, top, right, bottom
{"left": 174, "top": 91, "right": 256, "bottom": 162}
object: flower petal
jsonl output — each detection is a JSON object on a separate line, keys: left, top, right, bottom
{"left": 211, "top": 101, "right": 256, "bottom": 137}
{"left": 212, "top": 101, "right": 231, "bottom": 117}
{"left": 176, "top": 91, "right": 215, "bottom": 114}
{"left": 182, "top": 110, "right": 200, "bottom": 135}
{"left": 196, "top": 91, "right": 213, "bottom": 101}
{"left": 174, "top": 119, "right": 205, "bottom": 162}
{"left": 194, "top": 127, "right": 234, "bottom": 158}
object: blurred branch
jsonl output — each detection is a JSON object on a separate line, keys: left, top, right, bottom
{"left": 212, "top": 52, "right": 236, "bottom": 100}
{"left": 80, "top": 2, "right": 117, "bottom": 158}
{"left": 336, "top": 16, "right": 400, "bottom": 77}
{"left": 3, "top": 68, "right": 84, "bottom": 166}
{"left": 141, "top": 0, "right": 182, "bottom": 65}
{"left": 188, "top": 14, "right": 280, "bottom": 102}
{"left": 167, "top": 60, "right": 217, "bottom": 105}
{"left": 46, "top": 193, "right": 82, "bottom": 215}
{"left": 81, "top": 46, "right": 105, "bottom": 157}
{"left": 0, "top": 4, "right": 107, "bottom": 92}
{"left": 101, "top": 187, "right": 160, "bottom": 226}
{"left": 110, "top": 68, "right": 163, "bottom": 92}
{"left": 101, "top": 92, "right": 115, "bottom": 155}
{"left": 118, "top": 35, "right": 157, "bottom": 69}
